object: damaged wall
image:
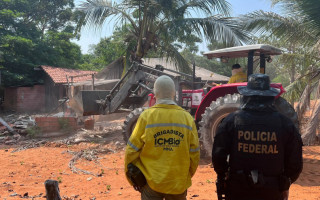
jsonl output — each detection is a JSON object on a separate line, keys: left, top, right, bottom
{"left": 4, "top": 85, "right": 45, "bottom": 113}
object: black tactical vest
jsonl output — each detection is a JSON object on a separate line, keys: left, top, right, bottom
{"left": 229, "top": 110, "right": 286, "bottom": 176}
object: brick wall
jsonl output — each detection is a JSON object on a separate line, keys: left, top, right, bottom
{"left": 3, "top": 87, "right": 17, "bottom": 111}
{"left": 35, "top": 117, "right": 77, "bottom": 132}
{"left": 4, "top": 85, "right": 45, "bottom": 112}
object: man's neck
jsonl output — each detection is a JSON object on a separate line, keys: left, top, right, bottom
{"left": 232, "top": 68, "right": 242, "bottom": 75}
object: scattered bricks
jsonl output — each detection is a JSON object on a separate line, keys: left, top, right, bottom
{"left": 0, "top": 137, "right": 5, "bottom": 143}
{"left": 84, "top": 118, "right": 95, "bottom": 130}
{"left": 5, "top": 140, "right": 17, "bottom": 145}
{"left": 13, "top": 134, "right": 21, "bottom": 141}
{"left": 35, "top": 117, "right": 77, "bottom": 133}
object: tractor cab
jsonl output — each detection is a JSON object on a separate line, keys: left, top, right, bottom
{"left": 196, "top": 44, "right": 285, "bottom": 125}
{"left": 197, "top": 44, "right": 298, "bottom": 157}
{"left": 203, "top": 44, "right": 282, "bottom": 77}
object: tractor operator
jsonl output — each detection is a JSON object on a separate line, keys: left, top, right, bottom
{"left": 227, "top": 63, "right": 247, "bottom": 84}
{"left": 125, "top": 75, "right": 200, "bottom": 200}
{"left": 212, "top": 74, "right": 303, "bottom": 200}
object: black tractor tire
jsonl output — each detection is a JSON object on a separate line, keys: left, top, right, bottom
{"left": 198, "top": 94, "right": 298, "bottom": 158}
{"left": 122, "top": 107, "right": 146, "bottom": 143}
{"left": 198, "top": 94, "right": 241, "bottom": 158}
{"left": 274, "top": 97, "right": 299, "bottom": 129}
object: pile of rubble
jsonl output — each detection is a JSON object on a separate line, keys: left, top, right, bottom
{"left": 0, "top": 114, "right": 36, "bottom": 145}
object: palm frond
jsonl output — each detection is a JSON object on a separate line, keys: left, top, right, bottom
{"left": 156, "top": 42, "right": 192, "bottom": 74}
{"left": 240, "top": 11, "right": 317, "bottom": 46}
{"left": 176, "top": 0, "right": 231, "bottom": 17}
{"left": 295, "top": 0, "right": 320, "bottom": 37}
{"left": 282, "top": 77, "right": 306, "bottom": 103}
{"left": 171, "top": 16, "right": 251, "bottom": 46}
{"left": 79, "top": 0, "right": 138, "bottom": 32}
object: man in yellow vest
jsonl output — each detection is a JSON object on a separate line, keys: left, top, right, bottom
{"left": 125, "top": 75, "right": 200, "bottom": 200}
{"left": 227, "top": 64, "right": 247, "bottom": 84}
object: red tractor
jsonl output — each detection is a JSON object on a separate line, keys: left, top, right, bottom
{"left": 122, "top": 44, "right": 298, "bottom": 157}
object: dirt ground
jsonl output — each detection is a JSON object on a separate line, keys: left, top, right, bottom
{"left": 0, "top": 113, "right": 320, "bottom": 200}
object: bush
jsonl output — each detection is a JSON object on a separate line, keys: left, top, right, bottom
{"left": 26, "top": 126, "right": 41, "bottom": 138}
{"left": 58, "top": 118, "right": 72, "bottom": 133}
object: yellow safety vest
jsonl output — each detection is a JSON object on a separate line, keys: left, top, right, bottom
{"left": 125, "top": 104, "right": 200, "bottom": 194}
{"left": 228, "top": 71, "right": 247, "bottom": 84}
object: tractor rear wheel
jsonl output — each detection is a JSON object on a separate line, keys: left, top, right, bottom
{"left": 274, "top": 97, "right": 299, "bottom": 129}
{"left": 198, "top": 94, "right": 298, "bottom": 158}
{"left": 198, "top": 94, "right": 241, "bottom": 158}
{"left": 122, "top": 107, "right": 146, "bottom": 142}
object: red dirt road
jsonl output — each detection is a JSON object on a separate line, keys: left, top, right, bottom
{"left": 0, "top": 144, "right": 319, "bottom": 200}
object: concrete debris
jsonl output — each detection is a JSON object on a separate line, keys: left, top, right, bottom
{"left": 0, "top": 111, "right": 128, "bottom": 147}
{"left": 52, "top": 112, "right": 65, "bottom": 117}
{"left": 0, "top": 114, "right": 36, "bottom": 144}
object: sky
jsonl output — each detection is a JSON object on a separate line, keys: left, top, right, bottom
{"left": 73, "top": 0, "right": 281, "bottom": 54}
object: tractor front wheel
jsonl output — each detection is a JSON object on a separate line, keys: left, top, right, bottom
{"left": 198, "top": 94, "right": 241, "bottom": 158}
{"left": 122, "top": 107, "right": 146, "bottom": 142}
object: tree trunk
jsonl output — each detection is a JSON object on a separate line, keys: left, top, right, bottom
{"left": 301, "top": 80, "right": 320, "bottom": 145}
{"left": 302, "top": 100, "right": 320, "bottom": 145}
{"left": 289, "top": 64, "right": 295, "bottom": 84}
{"left": 135, "top": 2, "right": 149, "bottom": 61}
{"left": 45, "top": 180, "right": 62, "bottom": 200}
{"left": 296, "top": 83, "right": 311, "bottom": 124}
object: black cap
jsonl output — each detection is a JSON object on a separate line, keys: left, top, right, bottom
{"left": 232, "top": 64, "right": 241, "bottom": 69}
{"left": 237, "top": 74, "right": 280, "bottom": 96}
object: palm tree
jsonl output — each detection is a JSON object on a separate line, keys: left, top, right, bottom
{"left": 78, "top": 0, "right": 250, "bottom": 73}
{"left": 240, "top": 0, "right": 320, "bottom": 145}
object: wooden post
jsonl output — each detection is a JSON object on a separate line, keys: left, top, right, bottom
{"left": 45, "top": 180, "right": 62, "bottom": 200}
{"left": 92, "top": 74, "right": 95, "bottom": 90}
{"left": 71, "top": 76, "right": 74, "bottom": 85}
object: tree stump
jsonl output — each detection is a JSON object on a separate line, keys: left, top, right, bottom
{"left": 45, "top": 180, "right": 62, "bottom": 200}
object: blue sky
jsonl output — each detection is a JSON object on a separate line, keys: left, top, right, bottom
{"left": 73, "top": 0, "right": 281, "bottom": 54}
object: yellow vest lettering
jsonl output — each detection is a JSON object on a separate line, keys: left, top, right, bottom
{"left": 243, "top": 143, "right": 249, "bottom": 152}
{"left": 251, "top": 131, "right": 256, "bottom": 141}
{"left": 255, "top": 144, "right": 261, "bottom": 154}
{"left": 237, "top": 142, "right": 279, "bottom": 154}
{"left": 262, "top": 145, "right": 267, "bottom": 154}
{"left": 273, "top": 145, "right": 278, "bottom": 153}
{"left": 268, "top": 145, "right": 274, "bottom": 154}
{"left": 244, "top": 131, "right": 250, "bottom": 140}
{"left": 249, "top": 144, "right": 255, "bottom": 153}
{"left": 261, "top": 132, "right": 267, "bottom": 141}
{"left": 270, "top": 132, "right": 277, "bottom": 142}
{"left": 238, "top": 142, "right": 243, "bottom": 151}
{"left": 238, "top": 131, "right": 244, "bottom": 139}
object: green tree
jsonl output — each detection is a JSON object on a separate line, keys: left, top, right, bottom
{"left": 78, "top": 26, "right": 129, "bottom": 70}
{"left": 241, "top": 0, "right": 320, "bottom": 144}
{"left": 79, "top": 0, "right": 251, "bottom": 73}
{"left": 0, "top": 0, "right": 84, "bottom": 86}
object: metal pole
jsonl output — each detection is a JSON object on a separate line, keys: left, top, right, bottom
{"left": 260, "top": 53, "right": 266, "bottom": 74}
{"left": 92, "top": 74, "right": 95, "bottom": 90}
{"left": 192, "top": 61, "right": 196, "bottom": 90}
{"left": 248, "top": 50, "right": 254, "bottom": 77}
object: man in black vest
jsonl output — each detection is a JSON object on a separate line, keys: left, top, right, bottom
{"left": 212, "top": 74, "right": 303, "bottom": 200}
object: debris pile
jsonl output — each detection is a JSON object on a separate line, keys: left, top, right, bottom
{"left": 0, "top": 114, "right": 36, "bottom": 145}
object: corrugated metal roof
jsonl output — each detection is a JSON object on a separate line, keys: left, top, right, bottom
{"left": 40, "top": 65, "right": 97, "bottom": 84}
{"left": 143, "top": 58, "right": 229, "bottom": 82}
